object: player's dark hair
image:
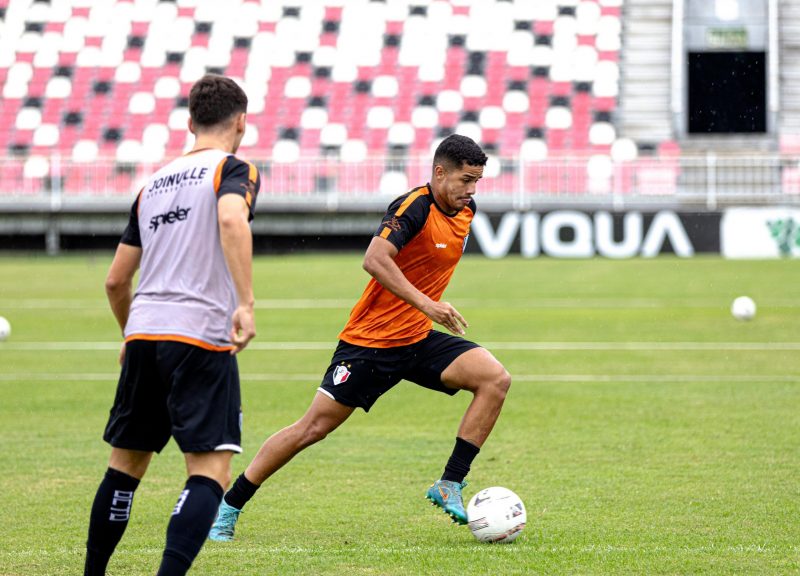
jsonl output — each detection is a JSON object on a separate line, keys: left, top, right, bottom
{"left": 433, "top": 134, "right": 488, "bottom": 170}
{"left": 189, "top": 74, "right": 248, "bottom": 129}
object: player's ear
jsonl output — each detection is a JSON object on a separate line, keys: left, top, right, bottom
{"left": 187, "top": 116, "right": 196, "bottom": 135}
{"left": 434, "top": 164, "right": 446, "bottom": 181}
{"left": 235, "top": 112, "right": 246, "bottom": 134}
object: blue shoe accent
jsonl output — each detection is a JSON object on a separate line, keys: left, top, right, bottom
{"left": 208, "top": 500, "right": 242, "bottom": 542}
{"left": 425, "top": 479, "right": 468, "bottom": 525}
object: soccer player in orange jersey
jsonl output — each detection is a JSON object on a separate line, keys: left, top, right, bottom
{"left": 210, "top": 134, "right": 510, "bottom": 540}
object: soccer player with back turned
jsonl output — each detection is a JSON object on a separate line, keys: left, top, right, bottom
{"left": 209, "top": 134, "right": 511, "bottom": 541}
{"left": 83, "top": 74, "right": 260, "bottom": 575}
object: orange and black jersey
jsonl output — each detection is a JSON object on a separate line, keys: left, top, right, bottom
{"left": 339, "top": 184, "right": 476, "bottom": 348}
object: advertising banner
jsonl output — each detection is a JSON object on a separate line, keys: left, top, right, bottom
{"left": 467, "top": 210, "right": 721, "bottom": 258}
{"left": 721, "top": 207, "right": 800, "bottom": 258}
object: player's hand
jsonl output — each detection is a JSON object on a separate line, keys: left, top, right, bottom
{"left": 425, "top": 300, "right": 468, "bottom": 336}
{"left": 229, "top": 304, "right": 256, "bottom": 354}
{"left": 118, "top": 341, "right": 126, "bottom": 366}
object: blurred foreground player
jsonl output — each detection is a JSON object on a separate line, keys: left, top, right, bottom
{"left": 209, "top": 134, "right": 511, "bottom": 542}
{"left": 83, "top": 74, "right": 260, "bottom": 575}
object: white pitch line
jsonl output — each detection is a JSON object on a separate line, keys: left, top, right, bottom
{"left": 0, "top": 298, "right": 354, "bottom": 310}
{"left": 3, "top": 297, "right": 800, "bottom": 310}
{"left": 3, "top": 341, "right": 800, "bottom": 352}
{"left": 0, "top": 373, "right": 797, "bottom": 383}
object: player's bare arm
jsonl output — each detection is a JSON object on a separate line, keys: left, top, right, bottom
{"left": 218, "top": 193, "right": 256, "bottom": 353}
{"left": 362, "top": 236, "right": 468, "bottom": 335}
{"left": 105, "top": 243, "right": 143, "bottom": 364}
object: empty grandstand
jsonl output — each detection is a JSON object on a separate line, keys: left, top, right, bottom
{"left": 0, "top": 0, "right": 797, "bottom": 252}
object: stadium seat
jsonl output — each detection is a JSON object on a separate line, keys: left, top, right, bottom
{"left": 0, "top": 0, "right": 633, "bottom": 197}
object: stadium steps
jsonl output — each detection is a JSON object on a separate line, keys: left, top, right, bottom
{"left": 618, "top": 0, "right": 673, "bottom": 145}
{"left": 779, "top": 2, "right": 800, "bottom": 142}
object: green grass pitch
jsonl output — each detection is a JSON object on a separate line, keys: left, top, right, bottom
{"left": 0, "top": 254, "right": 798, "bottom": 575}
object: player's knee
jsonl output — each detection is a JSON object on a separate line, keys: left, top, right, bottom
{"left": 488, "top": 367, "right": 511, "bottom": 402}
{"left": 298, "top": 420, "right": 331, "bottom": 447}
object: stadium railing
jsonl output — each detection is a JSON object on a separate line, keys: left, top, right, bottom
{"left": 0, "top": 153, "right": 799, "bottom": 212}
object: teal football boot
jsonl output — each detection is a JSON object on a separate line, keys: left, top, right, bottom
{"left": 208, "top": 500, "right": 242, "bottom": 542}
{"left": 425, "top": 479, "right": 468, "bottom": 525}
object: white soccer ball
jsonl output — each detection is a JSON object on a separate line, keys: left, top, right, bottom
{"left": 466, "top": 486, "right": 526, "bottom": 543}
{"left": 731, "top": 296, "right": 756, "bottom": 321}
{"left": 0, "top": 316, "right": 10, "bottom": 341}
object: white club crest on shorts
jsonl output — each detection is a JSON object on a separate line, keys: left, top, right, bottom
{"left": 333, "top": 364, "right": 351, "bottom": 385}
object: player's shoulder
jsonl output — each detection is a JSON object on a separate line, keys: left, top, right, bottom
{"left": 218, "top": 154, "right": 258, "bottom": 177}
{"left": 386, "top": 184, "right": 433, "bottom": 213}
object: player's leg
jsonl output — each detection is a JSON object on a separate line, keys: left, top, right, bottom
{"left": 440, "top": 347, "right": 511, "bottom": 448}
{"left": 245, "top": 391, "right": 355, "bottom": 484}
{"left": 85, "top": 448, "right": 153, "bottom": 576}
{"left": 211, "top": 342, "right": 397, "bottom": 541}
{"left": 156, "top": 451, "right": 233, "bottom": 576}
{"left": 86, "top": 340, "right": 170, "bottom": 576}
{"left": 209, "top": 392, "right": 354, "bottom": 541}
{"left": 407, "top": 334, "right": 511, "bottom": 524}
{"left": 432, "top": 347, "right": 510, "bottom": 522}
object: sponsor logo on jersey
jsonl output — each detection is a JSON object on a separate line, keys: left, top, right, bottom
{"left": 333, "top": 364, "right": 351, "bottom": 385}
{"left": 382, "top": 216, "right": 402, "bottom": 232}
{"left": 435, "top": 243, "right": 448, "bottom": 249}
{"left": 149, "top": 205, "right": 191, "bottom": 232}
{"left": 146, "top": 167, "right": 208, "bottom": 196}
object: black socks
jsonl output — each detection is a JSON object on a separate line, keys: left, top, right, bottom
{"left": 223, "top": 472, "right": 260, "bottom": 510}
{"left": 157, "top": 475, "right": 223, "bottom": 576}
{"left": 441, "top": 437, "right": 481, "bottom": 483}
{"left": 84, "top": 468, "right": 140, "bottom": 576}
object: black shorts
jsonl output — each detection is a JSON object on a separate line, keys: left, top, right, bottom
{"left": 318, "top": 330, "right": 481, "bottom": 412}
{"left": 103, "top": 340, "right": 242, "bottom": 454}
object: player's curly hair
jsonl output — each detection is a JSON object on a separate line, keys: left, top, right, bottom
{"left": 189, "top": 74, "right": 248, "bottom": 129}
{"left": 433, "top": 134, "right": 488, "bottom": 170}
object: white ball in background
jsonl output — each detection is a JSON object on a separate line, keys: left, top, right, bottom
{"left": 0, "top": 316, "right": 10, "bottom": 341}
{"left": 731, "top": 296, "right": 756, "bottom": 321}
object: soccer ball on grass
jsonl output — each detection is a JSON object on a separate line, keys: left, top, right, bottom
{"left": 466, "top": 486, "right": 526, "bottom": 543}
{"left": 0, "top": 316, "right": 10, "bottom": 341}
{"left": 731, "top": 296, "right": 756, "bottom": 321}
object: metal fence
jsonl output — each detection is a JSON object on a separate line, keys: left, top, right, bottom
{"left": 1, "top": 152, "right": 799, "bottom": 211}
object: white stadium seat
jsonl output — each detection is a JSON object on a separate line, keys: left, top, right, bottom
{"left": 340, "top": 139, "right": 368, "bottom": 163}
{"left": 285, "top": 76, "right": 312, "bottom": 99}
{"left": 272, "top": 139, "right": 301, "bottom": 164}
{"left": 24, "top": 156, "right": 50, "bottom": 179}
{"left": 320, "top": 124, "right": 348, "bottom": 147}
{"left": 373, "top": 76, "right": 400, "bottom": 99}
{"left": 33, "top": 125, "right": 60, "bottom": 147}
{"left": 411, "top": 106, "right": 439, "bottom": 129}
{"left": 16, "top": 108, "right": 42, "bottom": 131}
{"left": 379, "top": 171, "right": 409, "bottom": 196}
{"left": 72, "top": 140, "right": 99, "bottom": 163}
{"left": 611, "top": 138, "right": 638, "bottom": 162}
{"left": 366, "top": 107, "right": 394, "bottom": 130}
{"left": 546, "top": 107, "right": 573, "bottom": 130}
{"left": 301, "top": 107, "right": 329, "bottom": 130}
{"left": 387, "top": 123, "right": 415, "bottom": 146}
{"left": 589, "top": 122, "right": 616, "bottom": 146}
{"left": 503, "top": 91, "right": 529, "bottom": 114}
{"left": 129, "top": 92, "right": 156, "bottom": 115}
{"left": 436, "top": 90, "right": 464, "bottom": 113}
